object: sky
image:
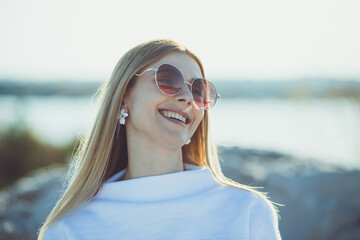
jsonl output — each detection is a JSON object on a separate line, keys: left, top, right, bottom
{"left": 0, "top": 0, "right": 359, "bottom": 82}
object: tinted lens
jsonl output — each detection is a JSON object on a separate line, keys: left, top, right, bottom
{"left": 156, "top": 64, "right": 184, "bottom": 95}
{"left": 192, "top": 78, "right": 217, "bottom": 109}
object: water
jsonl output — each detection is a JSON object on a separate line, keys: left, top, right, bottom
{"left": 1, "top": 95, "right": 359, "bottom": 169}
{"left": 211, "top": 98, "right": 360, "bottom": 169}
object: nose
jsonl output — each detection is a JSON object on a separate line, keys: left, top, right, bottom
{"left": 175, "top": 82, "right": 193, "bottom": 106}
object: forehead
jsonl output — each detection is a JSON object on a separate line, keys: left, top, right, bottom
{"left": 151, "top": 52, "right": 203, "bottom": 80}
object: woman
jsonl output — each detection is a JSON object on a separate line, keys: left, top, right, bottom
{"left": 38, "top": 39, "right": 281, "bottom": 239}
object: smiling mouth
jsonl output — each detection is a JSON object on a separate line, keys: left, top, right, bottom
{"left": 158, "top": 110, "right": 190, "bottom": 125}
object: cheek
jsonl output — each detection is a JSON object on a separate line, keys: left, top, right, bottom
{"left": 193, "top": 110, "right": 204, "bottom": 129}
{"left": 130, "top": 98, "right": 153, "bottom": 123}
{"left": 127, "top": 89, "right": 164, "bottom": 125}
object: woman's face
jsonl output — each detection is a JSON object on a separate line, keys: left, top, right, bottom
{"left": 123, "top": 52, "right": 204, "bottom": 149}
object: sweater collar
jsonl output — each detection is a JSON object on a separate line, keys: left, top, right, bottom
{"left": 97, "top": 164, "right": 219, "bottom": 202}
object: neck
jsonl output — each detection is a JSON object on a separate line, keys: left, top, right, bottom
{"left": 122, "top": 132, "right": 185, "bottom": 180}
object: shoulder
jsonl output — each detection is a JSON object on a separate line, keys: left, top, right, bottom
{"left": 220, "top": 183, "right": 274, "bottom": 209}
{"left": 225, "top": 185, "right": 278, "bottom": 221}
{"left": 43, "top": 220, "right": 67, "bottom": 240}
{"left": 219, "top": 182, "right": 277, "bottom": 213}
{"left": 248, "top": 191, "right": 278, "bottom": 222}
{"left": 245, "top": 190, "right": 281, "bottom": 239}
{"left": 222, "top": 184, "right": 282, "bottom": 239}
{"left": 42, "top": 199, "right": 105, "bottom": 240}
{"left": 43, "top": 218, "right": 79, "bottom": 240}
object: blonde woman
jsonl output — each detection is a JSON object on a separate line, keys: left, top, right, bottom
{"left": 38, "top": 39, "right": 281, "bottom": 240}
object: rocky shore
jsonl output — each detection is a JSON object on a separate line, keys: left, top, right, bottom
{"left": 218, "top": 146, "right": 360, "bottom": 240}
{"left": 0, "top": 146, "right": 359, "bottom": 240}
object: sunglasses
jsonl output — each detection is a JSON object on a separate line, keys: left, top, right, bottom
{"left": 135, "top": 64, "right": 220, "bottom": 110}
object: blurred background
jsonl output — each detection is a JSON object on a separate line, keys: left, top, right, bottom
{"left": 0, "top": 0, "right": 359, "bottom": 239}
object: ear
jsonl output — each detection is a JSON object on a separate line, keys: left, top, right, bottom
{"left": 121, "top": 92, "right": 130, "bottom": 107}
{"left": 122, "top": 87, "right": 133, "bottom": 108}
{"left": 121, "top": 101, "right": 128, "bottom": 111}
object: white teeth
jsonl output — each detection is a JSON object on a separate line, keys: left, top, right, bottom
{"left": 161, "top": 110, "right": 187, "bottom": 124}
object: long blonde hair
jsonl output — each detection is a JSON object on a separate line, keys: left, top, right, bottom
{"left": 37, "top": 39, "right": 279, "bottom": 239}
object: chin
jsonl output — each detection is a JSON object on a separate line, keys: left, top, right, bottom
{"left": 161, "top": 137, "right": 187, "bottom": 149}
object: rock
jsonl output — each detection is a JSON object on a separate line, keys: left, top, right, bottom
{"left": 218, "top": 146, "right": 360, "bottom": 240}
{"left": 0, "top": 165, "right": 66, "bottom": 240}
{"left": 265, "top": 171, "right": 360, "bottom": 240}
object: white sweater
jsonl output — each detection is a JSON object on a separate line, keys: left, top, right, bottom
{"left": 44, "top": 164, "right": 281, "bottom": 240}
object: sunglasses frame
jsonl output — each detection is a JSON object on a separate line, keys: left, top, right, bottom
{"left": 135, "top": 63, "right": 220, "bottom": 110}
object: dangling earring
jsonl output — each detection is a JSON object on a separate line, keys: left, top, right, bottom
{"left": 185, "top": 139, "right": 191, "bottom": 145}
{"left": 119, "top": 108, "right": 128, "bottom": 125}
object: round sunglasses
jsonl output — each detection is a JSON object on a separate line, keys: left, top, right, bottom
{"left": 135, "top": 64, "right": 220, "bottom": 110}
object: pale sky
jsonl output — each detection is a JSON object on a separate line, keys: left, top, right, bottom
{"left": 0, "top": 0, "right": 359, "bottom": 82}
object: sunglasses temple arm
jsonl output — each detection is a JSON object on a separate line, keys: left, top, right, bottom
{"left": 135, "top": 68, "right": 157, "bottom": 77}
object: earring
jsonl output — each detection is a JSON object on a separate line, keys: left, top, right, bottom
{"left": 185, "top": 139, "right": 191, "bottom": 145}
{"left": 119, "top": 108, "right": 128, "bottom": 125}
